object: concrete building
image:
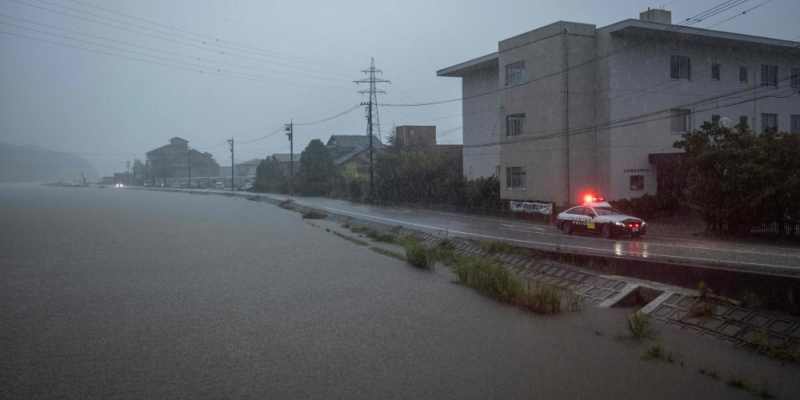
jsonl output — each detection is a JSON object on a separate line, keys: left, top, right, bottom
{"left": 236, "top": 159, "right": 261, "bottom": 177}
{"left": 146, "top": 137, "right": 220, "bottom": 182}
{"left": 326, "top": 135, "right": 382, "bottom": 160}
{"left": 438, "top": 8, "right": 800, "bottom": 205}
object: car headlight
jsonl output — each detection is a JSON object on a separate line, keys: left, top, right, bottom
{"left": 614, "top": 221, "right": 625, "bottom": 226}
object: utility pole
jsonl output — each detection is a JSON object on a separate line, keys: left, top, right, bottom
{"left": 126, "top": 160, "right": 131, "bottom": 186}
{"left": 285, "top": 121, "right": 294, "bottom": 196}
{"left": 355, "top": 57, "right": 390, "bottom": 202}
{"left": 227, "top": 138, "right": 235, "bottom": 191}
{"left": 187, "top": 148, "right": 192, "bottom": 188}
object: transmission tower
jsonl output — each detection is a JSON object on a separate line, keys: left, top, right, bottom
{"left": 354, "top": 57, "right": 390, "bottom": 202}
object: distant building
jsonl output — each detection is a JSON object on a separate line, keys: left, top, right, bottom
{"left": 394, "top": 126, "right": 436, "bottom": 148}
{"left": 439, "top": 7, "right": 800, "bottom": 204}
{"left": 236, "top": 159, "right": 261, "bottom": 177}
{"left": 146, "top": 137, "right": 220, "bottom": 182}
{"left": 392, "top": 125, "right": 463, "bottom": 177}
{"left": 326, "top": 134, "right": 382, "bottom": 160}
{"left": 269, "top": 153, "right": 299, "bottom": 176}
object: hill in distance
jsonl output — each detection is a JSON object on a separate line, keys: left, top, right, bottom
{"left": 0, "top": 142, "right": 98, "bottom": 183}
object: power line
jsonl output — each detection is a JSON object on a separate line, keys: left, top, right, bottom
{"left": 0, "top": 11, "right": 353, "bottom": 90}
{"left": 6, "top": 0, "right": 354, "bottom": 84}
{"left": 380, "top": 0, "right": 782, "bottom": 108}
{"left": 459, "top": 77, "right": 798, "bottom": 150}
{"left": 682, "top": 0, "right": 752, "bottom": 25}
{"left": 294, "top": 104, "right": 362, "bottom": 126}
{"left": 706, "top": 0, "right": 774, "bottom": 28}
{"left": 58, "top": 0, "right": 353, "bottom": 78}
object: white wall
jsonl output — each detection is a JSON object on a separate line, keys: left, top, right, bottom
{"left": 602, "top": 32, "right": 800, "bottom": 200}
{"left": 462, "top": 64, "right": 500, "bottom": 179}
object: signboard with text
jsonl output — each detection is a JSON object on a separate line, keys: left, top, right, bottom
{"left": 509, "top": 201, "right": 553, "bottom": 215}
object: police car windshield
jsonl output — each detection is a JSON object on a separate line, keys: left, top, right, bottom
{"left": 593, "top": 207, "right": 623, "bottom": 215}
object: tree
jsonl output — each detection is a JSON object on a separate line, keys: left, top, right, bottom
{"left": 374, "top": 149, "right": 456, "bottom": 204}
{"left": 298, "top": 139, "right": 335, "bottom": 195}
{"left": 254, "top": 157, "right": 287, "bottom": 193}
{"left": 675, "top": 122, "right": 800, "bottom": 236}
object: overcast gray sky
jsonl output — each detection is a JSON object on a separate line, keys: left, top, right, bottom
{"left": 1, "top": 0, "right": 798, "bottom": 175}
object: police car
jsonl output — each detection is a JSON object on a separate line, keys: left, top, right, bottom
{"left": 556, "top": 195, "right": 646, "bottom": 239}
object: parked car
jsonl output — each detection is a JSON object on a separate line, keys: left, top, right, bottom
{"left": 556, "top": 198, "right": 646, "bottom": 238}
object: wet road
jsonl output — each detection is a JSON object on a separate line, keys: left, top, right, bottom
{"left": 258, "top": 193, "right": 800, "bottom": 276}
{"left": 2, "top": 184, "right": 796, "bottom": 399}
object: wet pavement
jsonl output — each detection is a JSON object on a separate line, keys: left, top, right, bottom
{"left": 258, "top": 193, "right": 800, "bottom": 275}
{"left": 2, "top": 184, "right": 798, "bottom": 399}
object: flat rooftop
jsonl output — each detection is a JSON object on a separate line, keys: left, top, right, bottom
{"left": 438, "top": 18, "right": 800, "bottom": 77}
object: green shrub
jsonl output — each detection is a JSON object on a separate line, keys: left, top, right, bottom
{"left": 301, "top": 209, "right": 328, "bottom": 219}
{"left": 453, "top": 257, "right": 523, "bottom": 303}
{"left": 627, "top": 312, "right": 652, "bottom": 339}
{"left": 366, "top": 230, "right": 397, "bottom": 243}
{"left": 430, "top": 239, "right": 457, "bottom": 265}
{"left": 519, "top": 283, "right": 562, "bottom": 314}
{"left": 404, "top": 241, "right": 431, "bottom": 269}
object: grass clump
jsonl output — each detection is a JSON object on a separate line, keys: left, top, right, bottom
{"left": 627, "top": 312, "right": 652, "bottom": 340}
{"left": 301, "top": 209, "right": 328, "bottom": 219}
{"left": 453, "top": 256, "right": 523, "bottom": 303}
{"left": 747, "top": 328, "right": 799, "bottom": 363}
{"left": 367, "top": 231, "right": 397, "bottom": 243}
{"left": 451, "top": 255, "right": 566, "bottom": 314}
{"left": 349, "top": 225, "right": 371, "bottom": 235}
{"left": 642, "top": 344, "right": 665, "bottom": 360}
{"left": 404, "top": 240, "right": 432, "bottom": 270}
{"left": 429, "top": 239, "right": 458, "bottom": 265}
{"left": 726, "top": 376, "right": 777, "bottom": 399}
{"left": 479, "top": 240, "right": 516, "bottom": 255}
{"left": 518, "top": 282, "right": 563, "bottom": 314}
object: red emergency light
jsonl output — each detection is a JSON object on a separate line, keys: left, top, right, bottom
{"left": 582, "top": 193, "right": 605, "bottom": 204}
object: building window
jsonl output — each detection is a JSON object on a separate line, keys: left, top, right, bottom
{"left": 711, "top": 114, "right": 721, "bottom": 126}
{"left": 761, "top": 64, "right": 778, "bottom": 87}
{"left": 761, "top": 113, "right": 778, "bottom": 134}
{"left": 629, "top": 175, "right": 645, "bottom": 191}
{"left": 505, "top": 61, "right": 527, "bottom": 86}
{"left": 711, "top": 63, "right": 721, "bottom": 80}
{"left": 670, "top": 109, "right": 691, "bottom": 132}
{"left": 670, "top": 55, "right": 691, "bottom": 80}
{"left": 739, "top": 66, "right": 748, "bottom": 83}
{"left": 792, "top": 115, "right": 800, "bottom": 134}
{"left": 506, "top": 114, "right": 525, "bottom": 137}
{"left": 792, "top": 68, "right": 800, "bottom": 89}
{"left": 506, "top": 167, "right": 526, "bottom": 189}
{"left": 739, "top": 116, "right": 749, "bottom": 129}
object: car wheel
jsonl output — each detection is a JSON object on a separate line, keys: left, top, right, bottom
{"left": 563, "top": 221, "right": 573, "bottom": 235}
{"left": 601, "top": 224, "right": 614, "bottom": 239}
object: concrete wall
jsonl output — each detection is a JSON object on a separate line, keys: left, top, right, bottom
{"left": 462, "top": 64, "right": 500, "bottom": 179}
{"left": 599, "top": 29, "right": 800, "bottom": 200}
{"left": 497, "top": 22, "right": 597, "bottom": 205}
